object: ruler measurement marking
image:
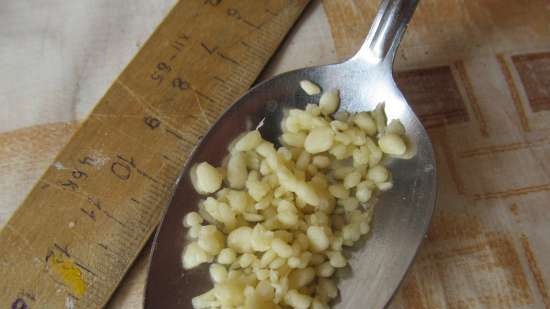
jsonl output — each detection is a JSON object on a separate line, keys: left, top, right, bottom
{"left": 225, "top": 6, "right": 264, "bottom": 30}
{"left": 114, "top": 80, "right": 199, "bottom": 130}
{"left": 164, "top": 127, "right": 194, "bottom": 144}
{"left": 100, "top": 242, "right": 130, "bottom": 262}
{"left": 240, "top": 40, "right": 252, "bottom": 49}
{"left": 0, "top": 1, "right": 309, "bottom": 307}
{"left": 90, "top": 113, "right": 191, "bottom": 156}
{"left": 143, "top": 192, "right": 166, "bottom": 208}
{"left": 93, "top": 253, "right": 119, "bottom": 271}
{"left": 135, "top": 167, "right": 162, "bottom": 185}
{"left": 130, "top": 197, "right": 145, "bottom": 206}
{"left": 200, "top": 42, "right": 218, "bottom": 55}
{"left": 193, "top": 89, "right": 217, "bottom": 104}
{"left": 41, "top": 179, "right": 134, "bottom": 232}
{"left": 241, "top": 40, "right": 268, "bottom": 60}
{"left": 160, "top": 162, "right": 180, "bottom": 177}
{"left": 148, "top": 174, "right": 171, "bottom": 192}
{"left": 213, "top": 76, "right": 227, "bottom": 84}
{"left": 155, "top": 174, "right": 176, "bottom": 191}
{"left": 131, "top": 194, "right": 159, "bottom": 215}
{"left": 242, "top": 19, "right": 262, "bottom": 30}
{"left": 178, "top": 119, "right": 206, "bottom": 136}
{"left": 140, "top": 193, "right": 162, "bottom": 207}
{"left": 217, "top": 52, "right": 241, "bottom": 66}
{"left": 172, "top": 40, "right": 186, "bottom": 50}
{"left": 265, "top": 8, "right": 278, "bottom": 16}
{"left": 40, "top": 180, "right": 98, "bottom": 209}
{"left": 161, "top": 153, "right": 181, "bottom": 167}
{"left": 74, "top": 261, "right": 99, "bottom": 278}
{"left": 48, "top": 244, "right": 103, "bottom": 279}
{"left": 126, "top": 199, "right": 157, "bottom": 221}
{"left": 51, "top": 243, "right": 70, "bottom": 257}
{"left": 130, "top": 211, "right": 157, "bottom": 225}
{"left": 48, "top": 237, "right": 115, "bottom": 278}
{"left": 91, "top": 117, "right": 198, "bottom": 169}
{"left": 125, "top": 201, "right": 152, "bottom": 222}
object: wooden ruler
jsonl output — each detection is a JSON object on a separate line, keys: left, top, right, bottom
{"left": 0, "top": 1, "right": 308, "bottom": 308}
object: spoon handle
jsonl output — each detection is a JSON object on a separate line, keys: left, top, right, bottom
{"left": 354, "top": 0, "right": 419, "bottom": 63}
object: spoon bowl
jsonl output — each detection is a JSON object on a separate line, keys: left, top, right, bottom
{"left": 145, "top": 1, "right": 436, "bottom": 308}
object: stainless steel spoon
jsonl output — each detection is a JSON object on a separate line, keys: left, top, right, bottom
{"left": 145, "top": 0, "right": 436, "bottom": 308}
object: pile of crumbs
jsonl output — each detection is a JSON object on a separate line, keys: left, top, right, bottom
{"left": 182, "top": 80, "right": 410, "bottom": 309}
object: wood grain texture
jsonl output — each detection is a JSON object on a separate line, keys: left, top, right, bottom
{"left": 0, "top": 1, "right": 310, "bottom": 308}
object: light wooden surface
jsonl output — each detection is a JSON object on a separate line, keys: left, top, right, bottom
{"left": 1, "top": 1, "right": 550, "bottom": 308}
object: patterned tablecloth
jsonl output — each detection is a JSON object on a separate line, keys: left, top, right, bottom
{"left": 1, "top": 1, "right": 549, "bottom": 308}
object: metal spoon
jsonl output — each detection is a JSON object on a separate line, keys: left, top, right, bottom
{"left": 145, "top": 0, "right": 436, "bottom": 308}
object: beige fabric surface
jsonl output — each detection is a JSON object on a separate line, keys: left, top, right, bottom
{"left": 1, "top": 1, "right": 549, "bottom": 308}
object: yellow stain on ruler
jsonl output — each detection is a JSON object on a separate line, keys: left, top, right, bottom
{"left": 47, "top": 254, "right": 86, "bottom": 297}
